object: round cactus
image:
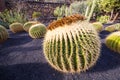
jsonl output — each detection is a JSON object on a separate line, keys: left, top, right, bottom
{"left": 105, "top": 31, "right": 120, "bottom": 53}
{"left": 0, "top": 25, "right": 9, "bottom": 43}
{"left": 43, "top": 14, "right": 101, "bottom": 73}
{"left": 105, "top": 25, "right": 116, "bottom": 32}
{"left": 29, "top": 23, "right": 47, "bottom": 38}
{"left": 23, "top": 21, "right": 39, "bottom": 32}
{"left": 92, "top": 22, "right": 103, "bottom": 32}
{"left": 9, "top": 22, "right": 24, "bottom": 33}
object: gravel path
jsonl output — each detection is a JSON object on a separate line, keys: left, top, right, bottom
{"left": 0, "top": 30, "right": 120, "bottom": 80}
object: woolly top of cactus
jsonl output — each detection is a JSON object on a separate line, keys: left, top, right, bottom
{"left": 47, "top": 14, "right": 85, "bottom": 30}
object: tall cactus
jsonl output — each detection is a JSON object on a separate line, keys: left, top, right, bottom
{"left": 43, "top": 14, "right": 101, "bottom": 73}
{"left": 105, "top": 31, "right": 120, "bottom": 53}
{"left": 9, "top": 22, "right": 24, "bottom": 33}
{"left": 29, "top": 23, "right": 47, "bottom": 38}
{"left": 0, "top": 25, "right": 9, "bottom": 43}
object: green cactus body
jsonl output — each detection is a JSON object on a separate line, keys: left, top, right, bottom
{"left": 9, "top": 22, "right": 24, "bottom": 33}
{"left": 105, "top": 25, "right": 116, "bottom": 32}
{"left": 29, "top": 23, "right": 47, "bottom": 38}
{"left": 92, "top": 22, "right": 103, "bottom": 32}
{"left": 23, "top": 21, "right": 39, "bottom": 32}
{"left": 105, "top": 31, "right": 120, "bottom": 53}
{"left": 43, "top": 14, "right": 101, "bottom": 73}
{"left": 0, "top": 25, "right": 9, "bottom": 43}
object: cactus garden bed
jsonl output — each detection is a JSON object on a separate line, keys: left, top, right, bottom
{"left": 0, "top": 24, "right": 120, "bottom": 80}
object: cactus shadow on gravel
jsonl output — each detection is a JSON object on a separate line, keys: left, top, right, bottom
{"left": 0, "top": 63, "right": 64, "bottom": 80}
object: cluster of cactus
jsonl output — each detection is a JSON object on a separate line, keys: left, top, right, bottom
{"left": 92, "top": 22, "right": 103, "bottom": 32}
{"left": 23, "top": 21, "right": 39, "bottom": 32}
{"left": 0, "top": 25, "right": 9, "bottom": 43}
{"left": 43, "top": 14, "right": 101, "bottom": 73}
{"left": 9, "top": 22, "right": 24, "bottom": 33}
{"left": 29, "top": 23, "right": 47, "bottom": 39}
{"left": 105, "top": 23, "right": 120, "bottom": 32}
{"left": 105, "top": 31, "right": 120, "bottom": 53}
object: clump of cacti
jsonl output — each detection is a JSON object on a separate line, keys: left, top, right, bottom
{"left": 105, "top": 31, "right": 120, "bottom": 53}
{"left": 29, "top": 23, "right": 47, "bottom": 38}
{"left": 92, "top": 22, "right": 103, "bottom": 32}
{"left": 23, "top": 21, "right": 39, "bottom": 32}
{"left": 43, "top": 14, "right": 101, "bottom": 73}
{"left": 0, "top": 25, "right": 9, "bottom": 43}
{"left": 105, "top": 23, "right": 120, "bottom": 32}
{"left": 9, "top": 22, "right": 24, "bottom": 33}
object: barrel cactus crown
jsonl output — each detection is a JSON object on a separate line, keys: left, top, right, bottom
{"left": 0, "top": 25, "right": 9, "bottom": 43}
{"left": 9, "top": 22, "right": 24, "bottom": 33}
{"left": 92, "top": 22, "right": 103, "bottom": 32}
{"left": 29, "top": 23, "right": 47, "bottom": 38}
{"left": 105, "top": 31, "right": 120, "bottom": 53}
{"left": 43, "top": 14, "right": 101, "bottom": 73}
{"left": 23, "top": 21, "right": 39, "bottom": 32}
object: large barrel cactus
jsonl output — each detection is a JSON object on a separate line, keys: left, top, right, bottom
{"left": 9, "top": 22, "right": 24, "bottom": 33}
{"left": 23, "top": 21, "right": 39, "bottom": 32}
{"left": 105, "top": 31, "right": 120, "bottom": 53}
{"left": 92, "top": 22, "right": 103, "bottom": 32}
{"left": 43, "top": 14, "right": 101, "bottom": 73}
{"left": 29, "top": 23, "right": 47, "bottom": 38}
{"left": 0, "top": 25, "right": 9, "bottom": 43}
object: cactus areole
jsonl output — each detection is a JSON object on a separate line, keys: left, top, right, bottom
{"left": 43, "top": 14, "right": 101, "bottom": 73}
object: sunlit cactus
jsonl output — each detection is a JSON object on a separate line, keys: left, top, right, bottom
{"left": 9, "top": 22, "right": 24, "bottom": 33}
{"left": 23, "top": 21, "right": 39, "bottom": 32}
{"left": 29, "top": 23, "right": 47, "bottom": 38}
{"left": 43, "top": 14, "right": 101, "bottom": 73}
{"left": 92, "top": 22, "right": 103, "bottom": 32}
{"left": 0, "top": 25, "right": 9, "bottom": 43}
{"left": 105, "top": 31, "right": 120, "bottom": 53}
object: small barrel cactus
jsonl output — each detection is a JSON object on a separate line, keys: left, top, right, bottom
{"left": 29, "top": 23, "right": 47, "bottom": 38}
{"left": 43, "top": 14, "right": 101, "bottom": 73}
{"left": 0, "top": 25, "right": 9, "bottom": 43}
{"left": 9, "top": 22, "right": 24, "bottom": 33}
{"left": 92, "top": 22, "right": 103, "bottom": 32}
{"left": 105, "top": 31, "right": 120, "bottom": 53}
{"left": 23, "top": 21, "right": 39, "bottom": 32}
{"left": 105, "top": 23, "right": 120, "bottom": 32}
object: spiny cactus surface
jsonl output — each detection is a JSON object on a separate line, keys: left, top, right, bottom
{"left": 0, "top": 25, "right": 9, "bottom": 43}
{"left": 43, "top": 14, "right": 101, "bottom": 73}
{"left": 23, "top": 21, "right": 39, "bottom": 32}
{"left": 105, "top": 31, "right": 120, "bottom": 53}
{"left": 92, "top": 22, "right": 103, "bottom": 32}
{"left": 9, "top": 22, "right": 24, "bottom": 33}
{"left": 29, "top": 23, "right": 46, "bottom": 38}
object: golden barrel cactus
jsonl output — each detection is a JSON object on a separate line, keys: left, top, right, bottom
{"left": 43, "top": 14, "right": 101, "bottom": 73}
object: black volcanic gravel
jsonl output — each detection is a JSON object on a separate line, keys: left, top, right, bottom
{"left": 0, "top": 29, "right": 120, "bottom": 80}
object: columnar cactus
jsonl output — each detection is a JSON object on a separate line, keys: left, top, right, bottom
{"left": 0, "top": 25, "right": 9, "bottom": 43}
{"left": 9, "top": 22, "right": 24, "bottom": 33}
{"left": 29, "top": 23, "right": 47, "bottom": 38}
{"left": 43, "top": 14, "right": 101, "bottom": 73}
{"left": 23, "top": 21, "right": 39, "bottom": 32}
{"left": 92, "top": 22, "right": 103, "bottom": 32}
{"left": 105, "top": 31, "right": 120, "bottom": 53}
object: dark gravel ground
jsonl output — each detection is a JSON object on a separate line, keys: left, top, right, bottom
{"left": 0, "top": 29, "right": 120, "bottom": 80}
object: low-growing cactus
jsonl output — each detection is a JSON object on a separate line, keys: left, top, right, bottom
{"left": 9, "top": 22, "right": 24, "bottom": 33}
{"left": 105, "top": 23, "right": 120, "bottom": 32}
{"left": 105, "top": 31, "right": 120, "bottom": 53}
{"left": 23, "top": 21, "right": 39, "bottom": 32}
{"left": 0, "top": 25, "right": 9, "bottom": 43}
{"left": 43, "top": 14, "right": 101, "bottom": 73}
{"left": 92, "top": 22, "right": 103, "bottom": 32}
{"left": 29, "top": 23, "right": 47, "bottom": 38}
